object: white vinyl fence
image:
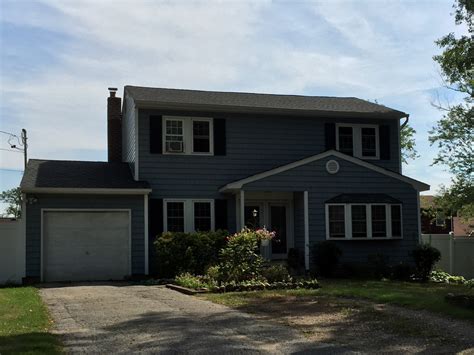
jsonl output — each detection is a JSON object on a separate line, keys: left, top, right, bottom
{"left": 421, "top": 234, "right": 474, "bottom": 279}
{"left": 0, "top": 220, "right": 25, "bottom": 284}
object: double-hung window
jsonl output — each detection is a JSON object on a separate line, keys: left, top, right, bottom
{"left": 165, "top": 119, "right": 185, "bottom": 153}
{"left": 166, "top": 201, "right": 185, "bottom": 232}
{"left": 371, "top": 205, "right": 387, "bottom": 237}
{"left": 328, "top": 205, "right": 346, "bottom": 238}
{"left": 163, "top": 116, "right": 213, "bottom": 155}
{"left": 192, "top": 120, "right": 211, "bottom": 153}
{"left": 336, "top": 124, "right": 379, "bottom": 159}
{"left": 164, "top": 199, "right": 215, "bottom": 232}
{"left": 351, "top": 205, "right": 368, "bottom": 238}
{"left": 326, "top": 203, "right": 402, "bottom": 239}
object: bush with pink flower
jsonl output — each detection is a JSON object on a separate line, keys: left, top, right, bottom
{"left": 218, "top": 227, "right": 275, "bottom": 282}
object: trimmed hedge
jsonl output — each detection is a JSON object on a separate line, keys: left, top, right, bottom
{"left": 154, "top": 230, "right": 228, "bottom": 278}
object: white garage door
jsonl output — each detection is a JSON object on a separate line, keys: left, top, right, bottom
{"left": 43, "top": 211, "right": 130, "bottom": 282}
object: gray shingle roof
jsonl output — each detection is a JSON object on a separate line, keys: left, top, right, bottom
{"left": 125, "top": 86, "right": 407, "bottom": 118}
{"left": 21, "top": 160, "right": 149, "bottom": 190}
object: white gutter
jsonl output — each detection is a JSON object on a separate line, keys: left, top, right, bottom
{"left": 22, "top": 187, "right": 152, "bottom": 195}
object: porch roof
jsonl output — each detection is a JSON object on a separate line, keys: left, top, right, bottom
{"left": 219, "top": 150, "right": 430, "bottom": 192}
{"left": 326, "top": 194, "right": 402, "bottom": 204}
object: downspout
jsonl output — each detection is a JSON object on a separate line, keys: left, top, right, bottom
{"left": 399, "top": 114, "right": 410, "bottom": 174}
{"left": 400, "top": 114, "right": 410, "bottom": 129}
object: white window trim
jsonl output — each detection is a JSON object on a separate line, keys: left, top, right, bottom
{"left": 191, "top": 117, "right": 214, "bottom": 155}
{"left": 163, "top": 117, "right": 186, "bottom": 154}
{"left": 163, "top": 199, "right": 215, "bottom": 233}
{"left": 325, "top": 203, "right": 402, "bottom": 240}
{"left": 435, "top": 211, "right": 446, "bottom": 227}
{"left": 162, "top": 116, "right": 214, "bottom": 156}
{"left": 336, "top": 124, "right": 380, "bottom": 160}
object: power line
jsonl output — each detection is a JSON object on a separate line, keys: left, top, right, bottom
{"left": 0, "top": 168, "right": 24, "bottom": 172}
{"left": 0, "top": 148, "right": 23, "bottom": 153}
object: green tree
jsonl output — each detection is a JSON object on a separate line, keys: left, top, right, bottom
{"left": 400, "top": 123, "right": 418, "bottom": 164}
{"left": 0, "top": 187, "right": 22, "bottom": 218}
{"left": 431, "top": 0, "right": 474, "bottom": 218}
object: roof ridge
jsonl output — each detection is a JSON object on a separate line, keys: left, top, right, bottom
{"left": 125, "top": 85, "right": 367, "bottom": 100}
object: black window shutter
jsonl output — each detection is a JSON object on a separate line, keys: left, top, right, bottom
{"left": 149, "top": 115, "right": 162, "bottom": 154}
{"left": 325, "top": 123, "right": 336, "bottom": 150}
{"left": 215, "top": 199, "right": 228, "bottom": 231}
{"left": 380, "top": 125, "right": 391, "bottom": 160}
{"left": 148, "top": 198, "right": 163, "bottom": 276}
{"left": 213, "top": 118, "right": 226, "bottom": 155}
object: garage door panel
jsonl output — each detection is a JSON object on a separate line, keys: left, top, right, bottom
{"left": 43, "top": 211, "right": 130, "bottom": 282}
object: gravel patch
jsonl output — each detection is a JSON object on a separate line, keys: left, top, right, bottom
{"left": 40, "top": 283, "right": 353, "bottom": 354}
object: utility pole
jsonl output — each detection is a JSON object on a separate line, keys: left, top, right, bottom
{"left": 21, "top": 129, "right": 27, "bottom": 169}
{"left": 0, "top": 128, "right": 28, "bottom": 169}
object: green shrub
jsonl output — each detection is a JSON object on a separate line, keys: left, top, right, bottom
{"left": 430, "top": 270, "right": 467, "bottom": 284}
{"left": 209, "top": 278, "right": 320, "bottom": 293}
{"left": 311, "top": 241, "right": 342, "bottom": 277}
{"left": 154, "top": 230, "right": 228, "bottom": 278}
{"left": 206, "top": 265, "right": 222, "bottom": 282}
{"left": 175, "top": 273, "right": 209, "bottom": 289}
{"left": 390, "top": 262, "right": 413, "bottom": 281}
{"left": 411, "top": 244, "right": 441, "bottom": 281}
{"left": 218, "top": 228, "right": 267, "bottom": 282}
{"left": 261, "top": 264, "right": 291, "bottom": 283}
{"left": 287, "top": 248, "right": 302, "bottom": 272}
{"left": 368, "top": 253, "right": 390, "bottom": 279}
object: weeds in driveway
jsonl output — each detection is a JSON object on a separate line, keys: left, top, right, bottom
{"left": 0, "top": 287, "right": 62, "bottom": 354}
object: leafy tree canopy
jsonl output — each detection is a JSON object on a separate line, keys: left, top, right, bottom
{"left": 400, "top": 123, "right": 418, "bottom": 164}
{"left": 431, "top": 0, "right": 473, "bottom": 218}
{"left": 0, "top": 187, "right": 22, "bottom": 218}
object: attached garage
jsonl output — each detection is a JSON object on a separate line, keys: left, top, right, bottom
{"left": 21, "top": 160, "right": 151, "bottom": 283}
{"left": 42, "top": 210, "right": 131, "bottom": 282}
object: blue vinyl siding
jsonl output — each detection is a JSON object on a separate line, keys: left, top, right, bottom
{"left": 138, "top": 109, "right": 401, "bottom": 201}
{"left": 134, "top": 108, "right": 416, "bottom": 265}
{"left": 25, "top": 194, "right": 145, "bottom": 278}
{"left": 244, "top": 156, "right": 419, "bottom": 264}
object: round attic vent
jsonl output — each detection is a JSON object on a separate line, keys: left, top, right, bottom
{"left": 326, "top": 160, "right": 340, "bottom": 174}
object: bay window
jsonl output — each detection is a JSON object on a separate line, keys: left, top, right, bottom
{"left": 326, "top": 203, "right": 402, "bottom": 239}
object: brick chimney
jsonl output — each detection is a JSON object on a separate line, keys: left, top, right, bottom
{"left": 107, "top": 87, "right": 122, "bottom": 162}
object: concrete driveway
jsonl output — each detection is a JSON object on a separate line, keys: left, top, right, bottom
{"left": 40, "top": 283, "right": 348, "bottom": 354}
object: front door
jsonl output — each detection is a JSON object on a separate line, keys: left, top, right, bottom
{"left": 270, "top": 205, "right": 288, "bottom": 258}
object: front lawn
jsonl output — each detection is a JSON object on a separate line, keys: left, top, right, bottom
{"left": 0, "top": 287, "right": 62, "bottom": 354}
{"left": 204, "top": 279, "right": 474, "bottom": 321}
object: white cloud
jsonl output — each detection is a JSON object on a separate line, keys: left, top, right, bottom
{"left": 0, "top": 0, "right": 461, "bottom": 194}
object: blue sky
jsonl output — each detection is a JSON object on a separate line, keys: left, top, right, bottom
{"left": 0, "top": 0, "right": 466, "bottom": 214}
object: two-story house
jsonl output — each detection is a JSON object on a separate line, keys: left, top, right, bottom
{"left": 20, "top": 86, "right": 429, "bottom": 282}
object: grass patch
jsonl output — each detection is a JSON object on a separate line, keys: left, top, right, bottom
{"left": 203, "top": 279, "right": 474, "bottom": 321}
{"left": 0, "top": 287, "right": 62, "bottom": 354}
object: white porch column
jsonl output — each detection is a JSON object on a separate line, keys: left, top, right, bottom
{"left": 304, "top": 191, "right": 310, "bottom": 271}
{"left": 240, "top": 189, "right": 245, "bottom": 231}
{"left": 144, "top": 194, "right": 149, "bottom": 275}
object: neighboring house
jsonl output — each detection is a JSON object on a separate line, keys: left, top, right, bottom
{"left": 420, "top": 195, "right": 473, "bottom": 236}
{"left": 20, "top": 86, "right": 429, "bottom": 282}
{"left": 420, "top": 195, "right": 452, "bottom": 234}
